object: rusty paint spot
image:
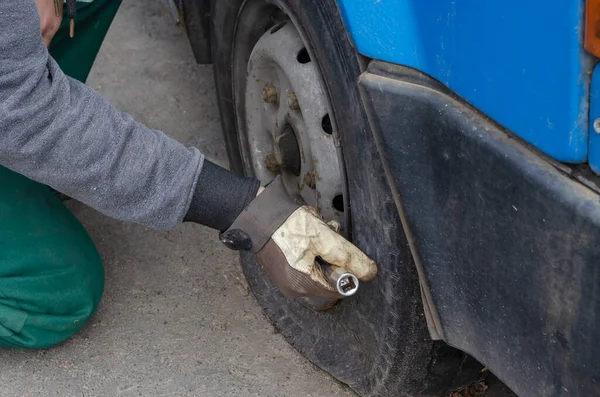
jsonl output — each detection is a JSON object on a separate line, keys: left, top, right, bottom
{"left": 264, "top": 153, "right": 281, "bottom": 173}
{"left": 287, "top": 92, "right": 300, "bottom": 110}
{"left": 263, "top": 85, "right": 278, "bottom": 104}
{"left": 303, "top": 171, "right": 317, "bottom": 189}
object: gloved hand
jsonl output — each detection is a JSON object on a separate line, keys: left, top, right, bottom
{"left": 220, "top": 177, "right": 377, "bottom": 299}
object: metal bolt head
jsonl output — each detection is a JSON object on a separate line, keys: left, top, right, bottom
{"left": 263, "top": 85, "right": 278, "bottom": 104}
{"left": 594, "top": 118, "right": 600, "bottom": 134}
{"left": 264, "top": 153, "right": 281, "bottom": 173}
{"left": 287, "top": 92, "right": 300, "bottom": 110}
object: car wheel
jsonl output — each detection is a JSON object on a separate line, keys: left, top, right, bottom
{"left": 210, "top": 0, "right": 482, "bottom": 395}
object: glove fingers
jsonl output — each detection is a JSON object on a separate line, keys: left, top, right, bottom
{"left": 326, "top": 220, "right": 341, "bottom": 233}
{"left": 256, "top": 240, "right": 341, "bottom": 299}
{"left": 312, "top": 225, "right": 377, "bottom": 281}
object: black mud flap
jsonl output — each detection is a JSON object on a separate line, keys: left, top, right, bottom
{"left": 181, "top": 0, "right": 212, "bottom": 63}
{"left": 359, "top": 61, "right": 600, "bottom": 397}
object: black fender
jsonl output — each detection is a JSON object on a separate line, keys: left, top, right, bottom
{"left": 359, "top": 60, "right": 600, "bottom": 397}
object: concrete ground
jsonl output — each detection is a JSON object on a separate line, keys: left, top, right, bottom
{"left": 0, "top": 1, "right": 515, "bottom": 396}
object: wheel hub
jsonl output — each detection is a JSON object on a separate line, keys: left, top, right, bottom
{"left": 276, "top": 124, "right": 301, "bottom": 176}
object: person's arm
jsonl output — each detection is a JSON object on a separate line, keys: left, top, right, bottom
{"left": 0, "top": 0, "right": 258, "bottom": 230}
{"left": 0, "top": 0, "right": 376, "bottom": 299}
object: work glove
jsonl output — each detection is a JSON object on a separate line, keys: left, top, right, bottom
{"left": 220, "top": 177, "right": 377, "bottom": 299}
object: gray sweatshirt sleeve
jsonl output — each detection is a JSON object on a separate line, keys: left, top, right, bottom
{"left": 0, "top": 0, "right": 256, "bottom": 230}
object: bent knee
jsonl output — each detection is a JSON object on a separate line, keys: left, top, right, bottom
{"left": 0, "top": 262, "right": 105, "bottom": 349}
{"left": 0, "top": 167, "right": 104, "bottom": 349}
{"left": 0, "top": 286, "right": 102, "bottom": 349}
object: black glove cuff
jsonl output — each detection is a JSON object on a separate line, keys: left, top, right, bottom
{"left": 184, "top": 160, "right": 260, "bottom": 231}
{"left": 220, "top": 176, "right": 300, "bottom": 252}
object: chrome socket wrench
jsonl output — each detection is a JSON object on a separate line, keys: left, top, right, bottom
{"left": 317, "top": 258, "right": 359, "bottom": 297}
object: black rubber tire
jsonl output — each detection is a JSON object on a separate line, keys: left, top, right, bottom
{"left": 210, "top": 1, "right": 482, "bottom": 395}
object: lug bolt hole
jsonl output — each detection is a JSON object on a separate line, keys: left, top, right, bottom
{"left": 333, "top": 194, "right": 344, "bottom": 212}
{"left": 296, "top": 47, "right": 311, "bottom": 64}
{"left": 321, "top": 113, "right": 333, "bottom": 135}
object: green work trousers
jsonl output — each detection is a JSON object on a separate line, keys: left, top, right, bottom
{"left": 0, "top": 167, "right": 104, "bottom": 349}
{"left": 0, "top": 0, "right": 121, "bottom": 349}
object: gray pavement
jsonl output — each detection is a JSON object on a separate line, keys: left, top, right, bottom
{"left": 0, "top": 1, "right": 350, "bottom": 396}
{"left": 0, "top": 1, "right": 515, "bottom": 396}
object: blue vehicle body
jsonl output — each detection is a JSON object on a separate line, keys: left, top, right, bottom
{"left": 589, "top": 64, "right": 600, "bottom": 173}
{"left": 337, "top": 0, "right": 595, "bottom": 165}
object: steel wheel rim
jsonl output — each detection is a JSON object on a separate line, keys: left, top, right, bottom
{"left": 238, "top": 20, "right": 345, "bottom": 226}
